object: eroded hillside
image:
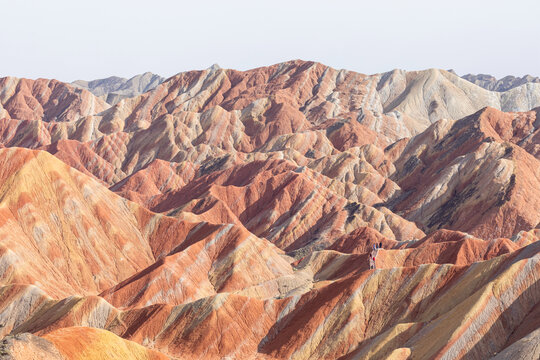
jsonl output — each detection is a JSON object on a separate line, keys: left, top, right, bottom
{"left": 0, "top": 61, "right": 539, "bottom": 360}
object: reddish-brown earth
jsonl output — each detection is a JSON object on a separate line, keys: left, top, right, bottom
{"left": 0, "top": 62, "right": 539, "bottom": 359}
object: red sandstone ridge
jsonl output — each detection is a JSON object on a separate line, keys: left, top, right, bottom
{"left": 0, "top": 62, "right": 539, "bottom": 359}
{"left": 391, "top": 107, "right": 540, "bottom": 239}
{"left": 0, "top": 77, "right": 108, "bottom": 122}
{"left": 148, "top": 158, "right": 424, "bottom": 249}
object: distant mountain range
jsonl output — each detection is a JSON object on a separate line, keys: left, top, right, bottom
{"left": 72, "top": 72, "right": 165, "bottom": 105}
{"left": 461, "top": 73, "right": 540, "bottom": 92}
{"left": 72, "top": 68, "right": 540, "bottom": 109}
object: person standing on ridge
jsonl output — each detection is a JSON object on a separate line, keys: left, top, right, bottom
{"left": 369, "top": 250, "right": 375, "bottom": 269}
{"left": 369, "top": 243, "right": 383, "bottom": 269}
{"left": 369, "top": 244, "right": 377, "bottom": 270}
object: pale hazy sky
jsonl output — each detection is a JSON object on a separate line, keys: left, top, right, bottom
{"left": 1, "top": 0, "right": 538, "bottom": 82}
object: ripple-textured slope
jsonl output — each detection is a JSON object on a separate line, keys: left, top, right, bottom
{"left": 0, "top": 61, "right": 539, "bottom": 360}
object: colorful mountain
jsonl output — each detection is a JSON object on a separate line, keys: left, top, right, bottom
{"left": 0, "top": 61, "right": 538, "bottom": 359}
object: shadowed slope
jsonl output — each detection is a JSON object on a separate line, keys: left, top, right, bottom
{"left": 392, "top": 107, "right": 540, "bottom": 238}
{"left": 99, "top": 221, "right": 299, "bottom": 308}
{"left": 150, "top": 158, "right": 425, "bottom": 248}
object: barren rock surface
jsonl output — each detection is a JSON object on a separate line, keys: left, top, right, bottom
{"left": 0, "top": 61, "right": 539, "bottom": 359}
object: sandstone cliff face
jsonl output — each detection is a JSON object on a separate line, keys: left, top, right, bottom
{"left": 0, "top": 61, "right": 539, "bottom": 359}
